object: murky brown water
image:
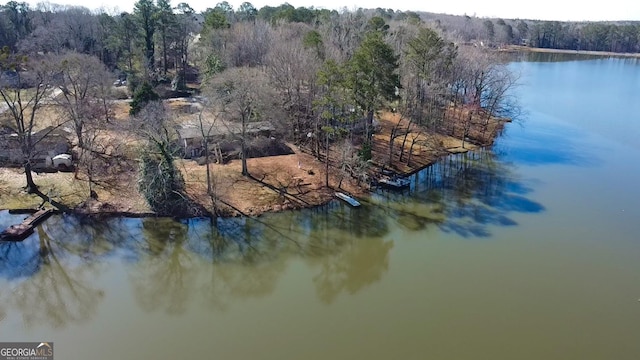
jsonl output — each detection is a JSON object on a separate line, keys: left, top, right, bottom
{"left": 1, "top": 55, "right": 639, "bottom": 360}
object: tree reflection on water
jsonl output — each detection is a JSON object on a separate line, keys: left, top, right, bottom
{"left": 371, "top": 148, "right": 545, "bottom": 237}
{"left": 13, "top": 225, "right": 105, "bottom": 329}
{"left": 257, "top": 203, "right": 395, "bottom": 304}
{"left": 130, "top": 218, "right": 195, "bottom": 315}
{"left": 311, "top": 236, "right": 394, "bottom": 304}
{"left": 0, "top": 220, "right": 109, "bottom": 329}
{"left": 0, "top": 145, "right": 545, "bottom": 327}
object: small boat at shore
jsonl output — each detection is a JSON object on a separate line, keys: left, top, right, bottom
{"left": 335, "top": 192, "right": 361, "bottom": 207}
{"left": 378, "top": 175, "right": 411, "bottom": 189}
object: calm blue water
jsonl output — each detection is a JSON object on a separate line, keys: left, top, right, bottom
{"left": 1, "top": 56, "right": 639, "bottom": 360}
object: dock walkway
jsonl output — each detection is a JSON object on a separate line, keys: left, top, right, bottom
{"left": 0, "top": 209, "right": 54, "bottom": 241}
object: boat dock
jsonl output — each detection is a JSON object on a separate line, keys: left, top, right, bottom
{"left": 0, "top": 208, "right": 54, "bottom": 241}
{"left": 378, "top": 176, "right": 411, "bottom": 189}
{"left": 335, "top": 192, "right": 361, "bottom": 207}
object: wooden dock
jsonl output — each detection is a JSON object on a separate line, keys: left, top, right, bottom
{"left": 378, "top": 176, "right": 411, "bottom": 189}
{"left": 0, "top": 208, "right": 54, "bottom": 241}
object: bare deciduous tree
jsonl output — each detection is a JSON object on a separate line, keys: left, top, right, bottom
{"left": 225, "top": 20, "right": 271, "bottom": 67}
{"left": 205, "top": 66, "right": 276, "bottom": 177}
{"left": 335, "top": 139, "right": 370, "bottom": 188}
{"left": 0, "top": 50, "right": 68, "bottom": 209}
{"left": 56, "top": 52, "right": 113, "bottom": 149}
{"left": 193, "top": 105, "right": 222, "bottom": 217}
{"left": 266, "top": 24, "right": 322, "bottom": 142}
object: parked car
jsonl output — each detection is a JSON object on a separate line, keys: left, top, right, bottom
{"left": 51, "top": 154, "right": 73, "bottom": 171}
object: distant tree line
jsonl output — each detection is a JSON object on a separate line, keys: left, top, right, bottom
{"left": 412, "top": 10, "right": 640, "bottom": 53}
{"left": 1, "top": 2, "right": 637, "bottom": 69}
{"left": 526, "top": 21, "right": 639, "bottom": 52}
{"left": 1, "top": 0, "right": 520, "bottom": 213}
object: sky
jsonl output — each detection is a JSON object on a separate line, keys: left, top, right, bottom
{"left": 17, "top": 0, "right": 640, "bottom": 22}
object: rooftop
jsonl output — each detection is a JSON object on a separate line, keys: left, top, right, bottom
{"left": 176, "top": 120, "right": 275, "bottom": 139}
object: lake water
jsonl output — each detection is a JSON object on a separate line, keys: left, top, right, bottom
{"left": 1, "top": 55, "right": 640, "bottom": 360}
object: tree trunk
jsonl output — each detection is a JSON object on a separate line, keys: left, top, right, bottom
{"left": 102, "top": 98, "right": 110, "bottom": 123}
{"left": 408, "top": 137, "right": 417, "bottom": 167}
{"left": 388, "top": 117, "right": 403, "bottom": 167}
{"left": 127, "top": 43, "right": 133, "bottom": 71}
{"left": 162, "top": 31, "right": 168, "bottom": 75}
{"left": 399, "top": 117, "right": 413, "bottom": 162}
{"left": 76, "top": 122, "right": 84, "bottom": 149}
{"left": 462, "top": 111, "right": 473, "bottom": 149}
{"left": 180, "top": 40, "right": 188, "bottom": 90}
{"left": 388, "top": 136, "right": 394, "bottom": 167}
{"left": 315, "top": 117, "right": 321, "bottom": 158}
{"left": 325, "top": 134, "right": 330, "bottom": 187}
{"left": 24, "top": 162, "right": 70, "bottom": 211}
{"left": 241, "top": 113, "right": 249, "bottom": 177}
{"left": 366, "top": 108, "right": 374, "bottom": 144}
{"left": 24, "top": 162, "right": 37, "bottom": 194}
{"left": 204, "top": 138, "right": 211, "bottom": 194}
{"left": 146, "top": 36, "right": 154, "bottom": 71}
{"left": 204, "top": 141, "right": 218, "bottom": 218}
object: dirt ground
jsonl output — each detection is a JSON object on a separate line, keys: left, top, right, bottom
{"left": 0, "top": 98, "right": 360, "bottom": 216}
{"left": 370, "top": 108, "right": 505, "bottom": 176}
{"left": 0, "top": 166, "right": 150, "bottom": 214}
{"left": 0, "top": 101, "right": 506, "bottom": 217}
{"left": 0, "top": 145, "right": 365, "bottom": 217}
{"left": 178, "top": 144, "right": 366, "bottom": 216}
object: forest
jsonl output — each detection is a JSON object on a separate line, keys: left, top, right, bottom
{"left": 0, "top": 0, "right": 589, "bottom": 216}
{"left": 421, "top": 12, "right": 640, "bottom": 53}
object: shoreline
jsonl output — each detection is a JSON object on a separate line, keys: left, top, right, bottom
{"left": 0, "top": 143, "right": 495, "bottom": 220}
{"left": 0, "top": 113, "right": 508, "bottom": 220}
{"left": 499, "top": 45, "right": 640, "bottom": 58}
